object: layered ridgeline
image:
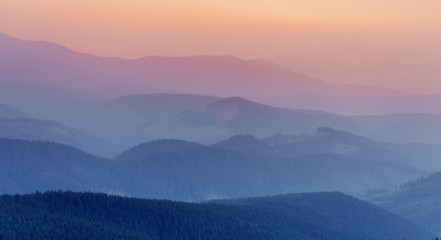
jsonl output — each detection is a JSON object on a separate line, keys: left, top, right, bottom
{"left": 0, "top": 191, "right": 431, "bottom": 240}
{"left": 4, "top": 96, "right": 441, "bottom": 159}
{"left": 367, "top": 172, "right": 441, "bottom": 234}
{"left": 0, "top": 32, "right": 401, "bottom": 104}
{"left": 113, "top": 129, "right": 425, "bottom": 200}
{"left": 3, "top": 32, "right": 441, "bottom": 116}
{"left": 1, "top": 127, "right": 438, "bottom": 201}
{"left": 0, "top": 102, "right": 117, "bottom": 157}
{"left": 0, "top": 117, "right": 116, "bottom": 157}
{"left": 19, "top": 94, "right": 441, "bottom": 153}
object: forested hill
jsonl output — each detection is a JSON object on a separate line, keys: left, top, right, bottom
{"left": 0, "top": 138, "right": 111, "bottom": 194}
{"left": 368, "top": 172, "right": 441, "bottom": 233}
{"left": 0, "top": 135, "right": 426, "bottom": 200}
{"left": 0, "top": 191, "right": 431, "bottom": 240}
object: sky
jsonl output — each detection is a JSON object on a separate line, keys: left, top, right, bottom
{"left": 1, "top": 0, "right": 440, "bottom": 93}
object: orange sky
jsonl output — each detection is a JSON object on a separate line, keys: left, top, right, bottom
{"left": 1, "top": 0, "right": 441, "bottom": 93}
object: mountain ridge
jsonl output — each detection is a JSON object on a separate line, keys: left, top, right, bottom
{"left": 0, "top": 131, "right": 431, "bottom": 200}
{"left": 0, "top": 102, "right": 28, "bottom": 119}
{"left": 0, "top": 32, "right": 404, "bottom": 103}
{"left": 0, "top": 117, "right": 117, "bottom": 157}
{"left": 367, "top": 171, "right": 441, "bottom": 234}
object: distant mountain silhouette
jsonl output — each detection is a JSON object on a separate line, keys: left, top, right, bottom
{"left": 114, "top": 139, "right": 202, "bottom": 161}
{"left": 214, "top": 127, "right": 400, "bottom": 161}
{"left": 101, "top": 93, "right": 220, "bottom": 116}
{"left": 175, "top": 97, "right": 441, "bottom": 145}
{"left": 0, "top": 117, "right": 116, "bottom": 157}
{"left": 268, "top": 46, "right": 439, "bottom": 99}
{"left": 216, "top": 127, "right": 441, "bottom": 173}
{"left": 174, "top": 96, "right": 357, "bottom": 142}
{"left": 52, "top": 93, "right": 221, "bottom": 148}
{"left": 0, "top": 32, "right": 402, "bottom": 105}
{"left": 349, "top": 113, "right": 441, "bottom": 144}
{"left": 257, "top": 92, "right": 441, "bottom": 115}
{"left": 0, "top": 102, "right": 28, "bottom": 118}
{"left": 3, "top": 32, "right": 441, "bottom": 115}
{"left": 31, "top": 93, "right": 441, "bottom": 149}
{"left": 3, "top": 90, "right": 441, "bottom": 153}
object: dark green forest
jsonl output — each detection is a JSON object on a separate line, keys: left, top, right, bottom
{"left": 0, "top": 191, "right": 431, "bottom": 240}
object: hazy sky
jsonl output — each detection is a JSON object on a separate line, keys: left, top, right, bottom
{"left": 1, "top": 0, "right": 440, "bottom": 93}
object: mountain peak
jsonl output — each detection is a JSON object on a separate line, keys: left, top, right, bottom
{"left": 0, "top": 32, "right": 14, "bottom": 40}
{"left": 213, "top": 134, "right": 263, "bottom": 146}
{"left": 205, "top": 97, "right": 278, "bottom": 122}
{"left": 193, "top": 54, "right": 242, "bottom": 61}
{"left": 315, "top": 127, "right": 367, "bottom": 142}
{"left": 115, "top": 139, "right": 202, "bottom": 161}
{"left": 316, "top": 127, "right": 348, "bottom": 135}
{"left": 207, "top": 97, "right": 269, "bottom": 109}
{"left": 211, "top": 134, "right": 270, "bottom": 155}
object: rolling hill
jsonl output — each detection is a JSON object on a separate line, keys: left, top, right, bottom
{"left": 367, "top": 172, "right": 441, "bottom": 234}
{"left": 1, "top": 127, "right": 439, "bottom": 201}
{"left": 0, "top": 138, "right": 112, "bottom": 194}
{"left": 0, "top": 132, "right": 426, "bottom": 201}
{"left": 0, "top": 117, "right": 117, "bottom": 157}
{"left": 113, "top": 128, "right": 427, "bottom": 200}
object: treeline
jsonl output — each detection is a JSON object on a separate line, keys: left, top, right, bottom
{"left": 0, "top": 191, "right": 431, "bottom": 240}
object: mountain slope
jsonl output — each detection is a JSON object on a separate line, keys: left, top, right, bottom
{"left": 0, "top": 132, "right": 435, "bottom": 201}
{"left": 114, "top": 133, "right": 423, "bottom": 200}
{"left": 60, "top": 93, "right": 222, "bottom": 148}
{"left": 259, "top": 93, "right": 441, "bottom": 115}
{"left": 0, "top": 32, "right": 400, "bottom": 105}
{"left": 140, "top": 96, "right": 441, "bottom": 146}
{"left": 213, "top": 127, "right": 439, "bottom": 172}
{"left": 1, "top": 129, "right": 438, "bottom": 201}
{"left": 368, "top": 172, "right": 441, "bottom": 234}
{"left": 211, "top": 134, "right": 272, "bottom": 156}
{"left": 0, "top": 191, "right": 431, "bottom": 240}
{"left": 51, "top": 95, "right": 359, "bottom": 148}
{"left": 114, "top": 139, "right": 203, "bottom": 161}
{"left": 0, "top": 102, "right": 28, "bottom": 118}
{"left": 5, "top": 90, "right": 441, "bottom": 149}
{"left": 4, "top": 32, "right": 441, "bottom": 116}
{"left": 172, "top": 97, "right": 357, "bottom": 142}
{"left": 100, "top": 93, "right": 220, "bottom": 116}
{"left": 349, "top": 113, "right": 441, "bottom": 145}
{"left": 0, "top": 117, "right": 117, "bottom": 157}
{"left": 0, "top": 138, "right": 113, "bottom": 194}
